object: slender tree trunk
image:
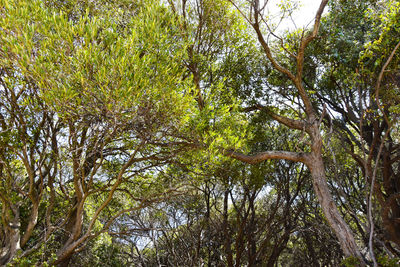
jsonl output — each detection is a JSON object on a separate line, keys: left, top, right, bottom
{"left": 55, "top": 199, "right": 83, "bottom": 266}
{"left": 223, "top": 189, "right": 234, "bottom": 267}
{"left": 303, "top": 224, "right": 319, "bottom": 267}
{"left": 266, "top": 233, "right": 290, "bottom": 267}
{"left": 247, "top": 192, "right": 257, "bottom": 266}
{"left": 20, "top": 201, "right": 39, "bottom": 248}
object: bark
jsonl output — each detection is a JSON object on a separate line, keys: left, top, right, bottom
{"left": 308, "top": 158, "right": 363, "bottom": 261}
{"left": 227, "top": 122, "right": 365, "bottom": 264}
{"left": 226, "top": 150, "right": 307, "bottom": 164}
{"left": 0, "top": 205, "right": 21, "bottom": 266}
{"left": 247, "top": 194, "right": 257, "bottom": 267}
{"left": 266, "top": 232, "right": 290, "bottom": 267}
{"left": 378, "top": 149, "right": 400, "bottom": 249}
{"left": 303, "top": 225, "right": 319, "bottom": 267}
{"left": 55, "top": 202, "right": 79, "bottom": 267}
{"left": 305, "top": 124, "right": 362, "bottom": 261}
{"left": 20, "top": 200, "right": 39, "bottom": 248}
{"left": 302, "top": 122, "right": 364, "bottom": 262}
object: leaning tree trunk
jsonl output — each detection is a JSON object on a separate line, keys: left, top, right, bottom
{"left": 307, "top": 124, "right": 364, "bottom": 262}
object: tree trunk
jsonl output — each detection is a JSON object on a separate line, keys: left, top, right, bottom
{"left": 0, "top": 207, "right": 21, "bottom": 266}
{"left": 307, "top": 125, "right": 364, "bottom": 264}
{"left": 54, "top": 200, "right": 83, "bottom": 266}
{"left": 266, "top": 232, "right": 290, "bottom": 267}
{"left": 223, "top": 189, "right": 234, "bottom": 267}
{"left": 20, "top": 201, "right": 39, "bottom": 248}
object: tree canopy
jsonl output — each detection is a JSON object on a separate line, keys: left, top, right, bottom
{"left": 1, "top": 0, "right": 400, "bottom": 266}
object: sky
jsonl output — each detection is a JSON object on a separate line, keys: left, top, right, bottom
{"left": 265, "top": 0, "right": 327, "bottom": 32}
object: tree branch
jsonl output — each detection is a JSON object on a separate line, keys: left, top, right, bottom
{"left": 375, "top": 39, "right": 400, "bottom": 125}
{"left": 242, "top": 104, "right": 307, "bottom": 131}
{"left": 253, "top": 24, "right": 297, "bottom": 82}
{"left": 295, "top": 0, "right": 329, "bottom": 117}
{"left": 224, "top": 149, "right": 308, "bottom": 164}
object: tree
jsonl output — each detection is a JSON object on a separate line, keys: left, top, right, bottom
{"left": 0, "top": 0, "right": 195, "bottom": 265}
{"left": 222, "top": 0, "right": 364, "bottom": 262}
{"left": 2, "top": 0, "right": 400, "bottom": 265}
{"left": 308, "top": 0, "right": 400, "bottom": 259}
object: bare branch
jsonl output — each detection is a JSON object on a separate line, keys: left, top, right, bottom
{"left": 368, "top": 126, "right": 391, "bottom": 267}
{"left": 227, "top": 1, "right": 253, "bottom": 25}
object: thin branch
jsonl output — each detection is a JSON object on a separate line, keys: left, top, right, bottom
{"left": 228, "top": 1, "right": 253, "bottom": 25}
{"left": 375, "top": 40, "right": 400, "bottom": 125}
{"left": 368, "top": 126, "right": 390, "bottom": 267}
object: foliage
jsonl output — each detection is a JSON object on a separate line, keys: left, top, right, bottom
{"left": 1, "top": 0, "right": 400, "bottom": 265}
